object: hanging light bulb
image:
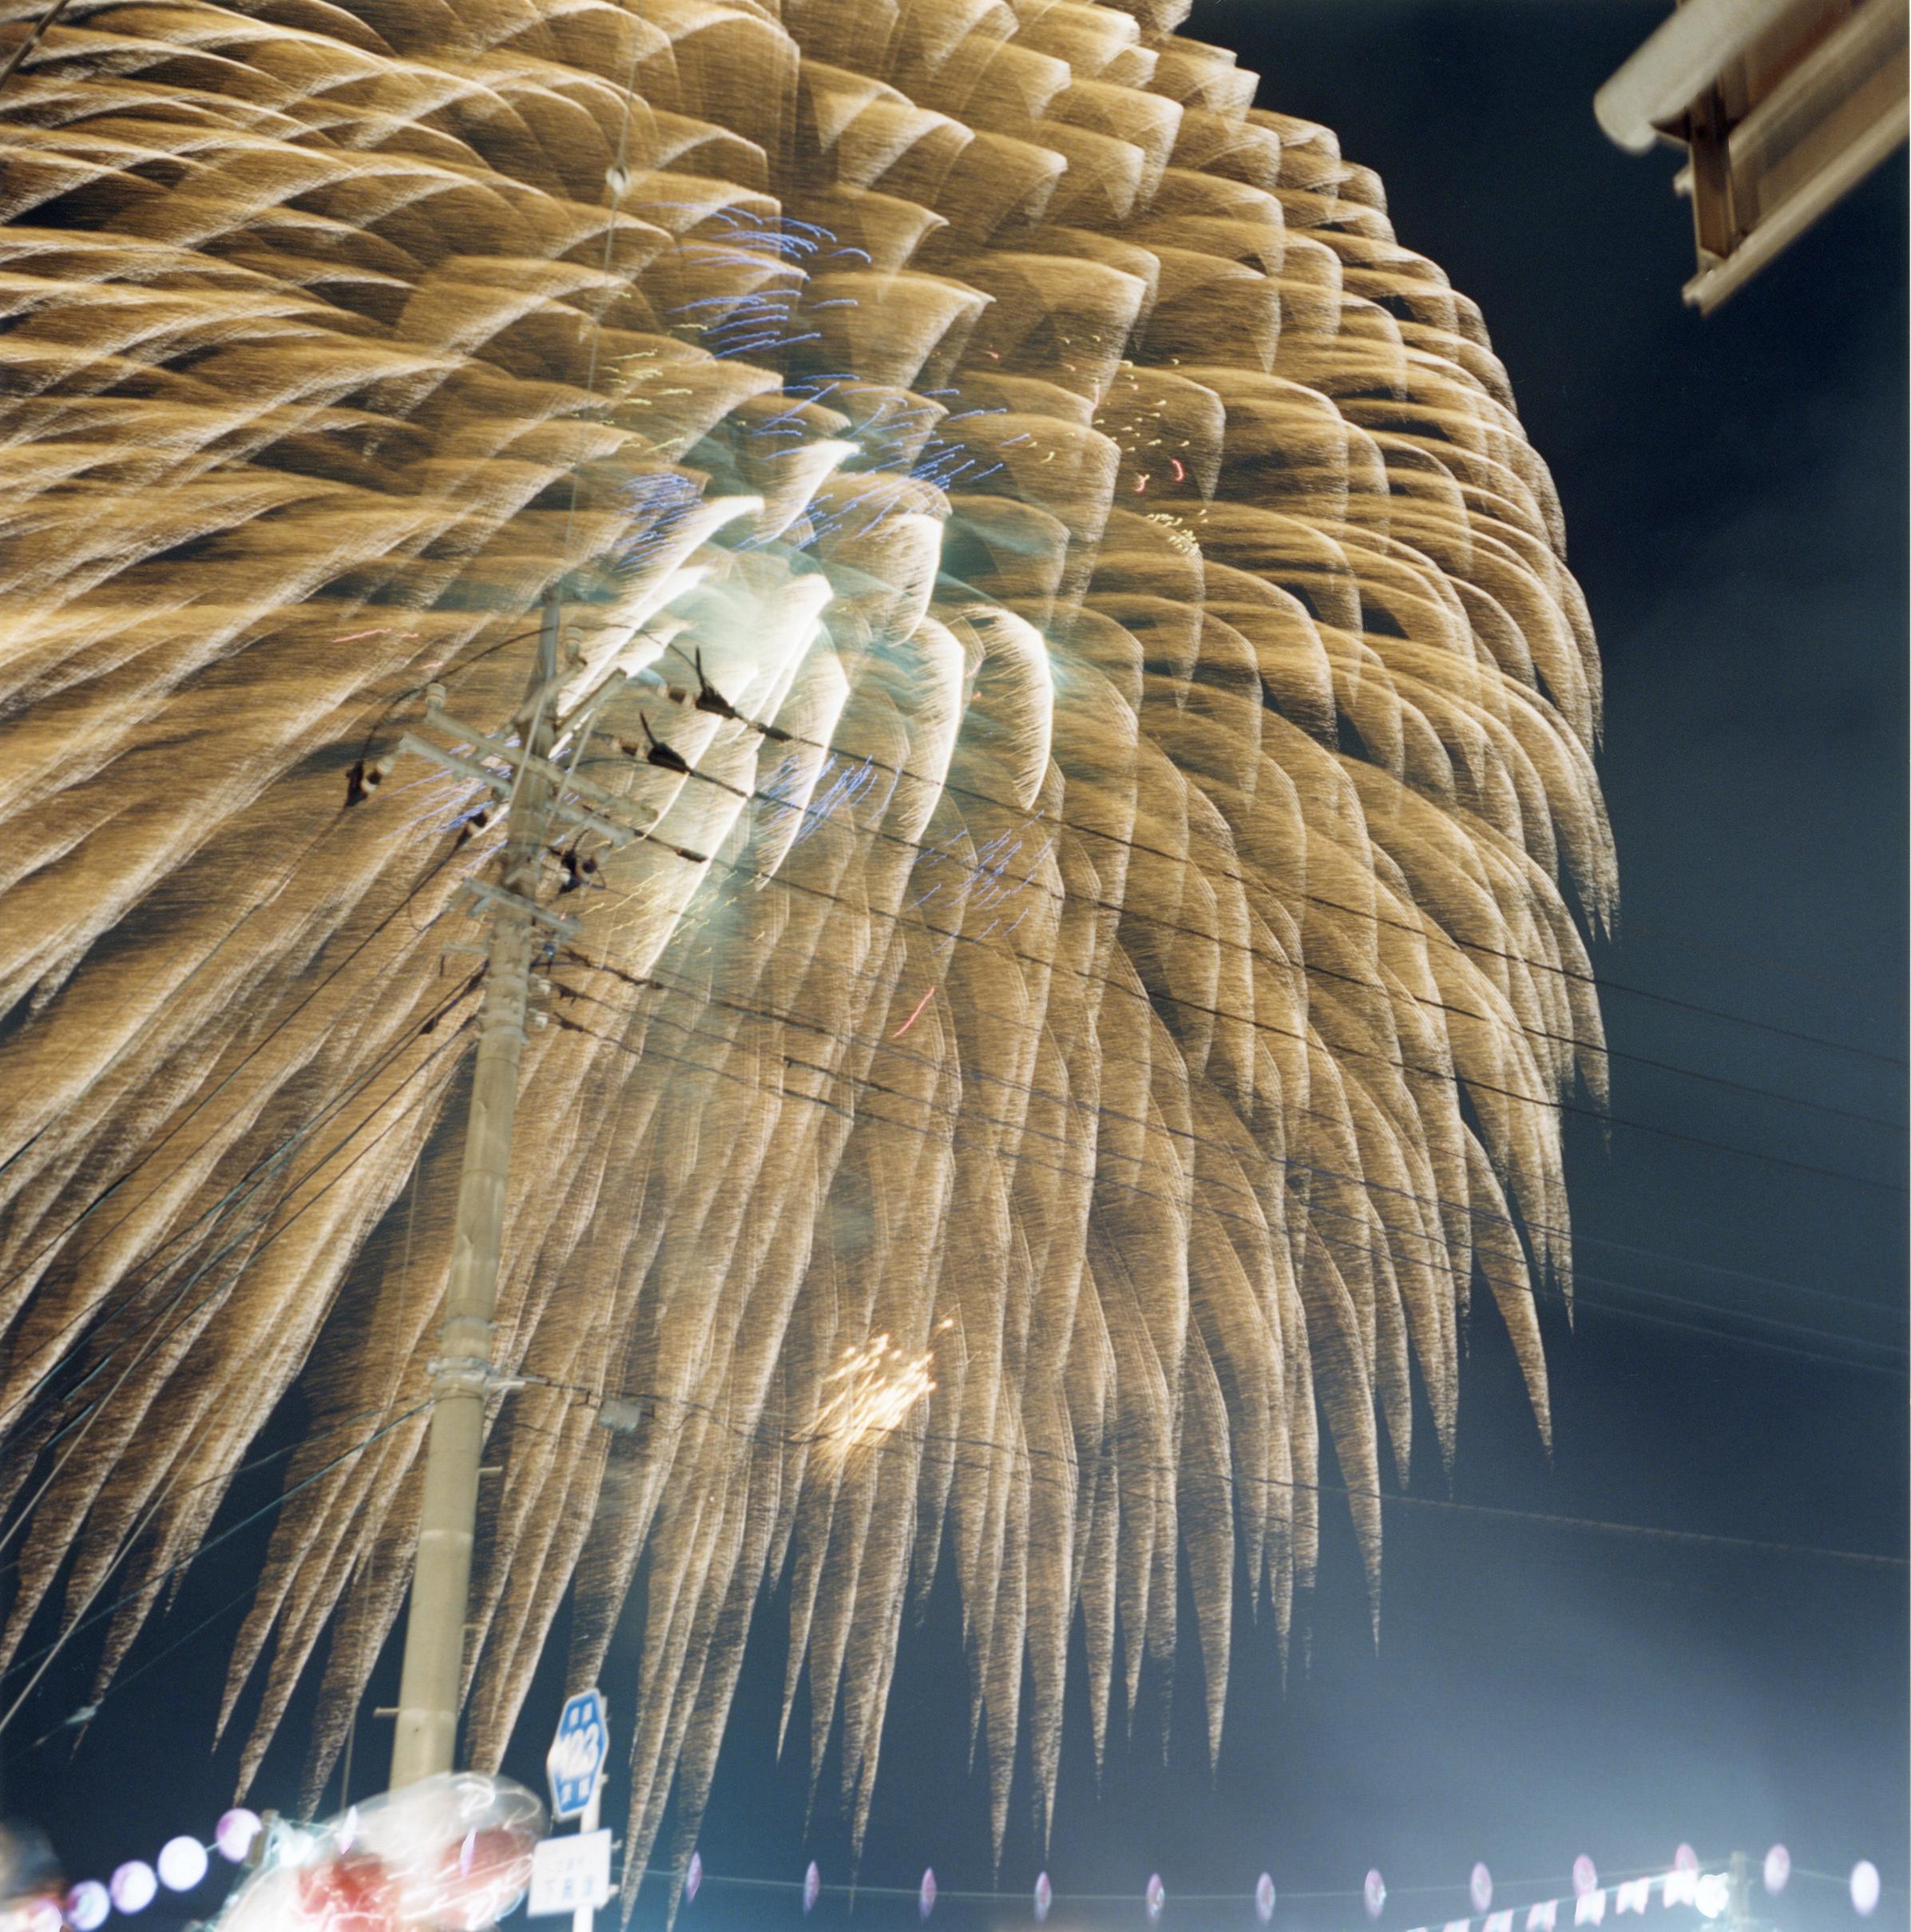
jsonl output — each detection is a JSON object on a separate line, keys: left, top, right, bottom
{"left": 1851, "top": 1862, "right": 1881, "bottom": 1918}
{"left": 157, "top": 1836, "right": 209, "bottom": 1892}
{"left": 216, "top": 1811, "right": 263, "bottom": 1864}
{"left": 63, "top": 1882, "right": 109, "bottom": 1932}
{"left": 109, "top": 1863, "right": 158, "bottom": 1914}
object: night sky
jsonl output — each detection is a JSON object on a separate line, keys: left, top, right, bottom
{"left": 7, "top": 6, "right": 1906, "bottom": 1930}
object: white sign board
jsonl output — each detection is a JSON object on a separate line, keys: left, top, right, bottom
{"left": 529, "top": 1830, "right": 613, "bottom": 1918}
{"left": 547, "top": 1686, "right": 609, "bottom": 1820}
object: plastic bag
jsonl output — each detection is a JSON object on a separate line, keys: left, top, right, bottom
{"left": 213, "top": 1774, "right": 543, "bottom": 1932}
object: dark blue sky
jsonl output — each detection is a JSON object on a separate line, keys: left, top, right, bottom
{"left": 9, "top": 6, "right": 1906, "bottom": 1930}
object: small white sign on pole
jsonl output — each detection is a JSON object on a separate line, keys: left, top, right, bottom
{"left": 529, "top": 1831, "right": 613, "bottom": 1918}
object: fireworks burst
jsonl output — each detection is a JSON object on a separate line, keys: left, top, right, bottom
{"left": 814, "top": 1336, "right": 939, "bottom": 1472}
{"left": 0, "top": 0, "right": 1611, "bottom": 1902}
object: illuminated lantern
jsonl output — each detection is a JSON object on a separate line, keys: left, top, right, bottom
{"left": 1365, "top": 1871, "right": 1386, "bottom": 1919}
{"left": 687, "top": 1853, "right": 703, "bottom": 1904}
{"left": 1256, "top": 1874, "right": 1276, "bottom": 1923}
{"left": 110, "top": 1863, "right": 158, "bottom": 1914}
{"left": 1851, "top": 1862, "right": 1881, "bottom": 1918}
{"left": 1762, "top": 1847, "right": 1789, "bottom": 1895}
{"left": 63, "top": 1882, "right": 110, "bottom": 1932}
{"left": 217, "top": 1811, "right": 264, "bottom": 1864}
{"left": 1147, "top": 1875, "right": 1165, "bottom": 1922}
{"left": 921, "top": 1870, "right": 938, "bottom": 1920}
{"left": 1035, "top": 1873, "right": 1053, "bottom": 1923}
{"left": 1472, "top": 1866, "right": 1493, "bottom": 1913}
{"left": 804, "top": 1862, "right": 821, "bottom": 1915}
{"left": 158, "top": 1836, "right": 210, "bottom": 1892}
{"left": 1673, "top": 1848, "right": 1699, "bottom": 1876}
{"left": 1573, "top": 1859, "right": 1598, "bottom": 1898}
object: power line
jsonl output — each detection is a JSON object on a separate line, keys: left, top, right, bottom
{"left": 2, "top": 1400, "right": 433, "bottom": 1740}
{"left": 633, "top": 656, "right": 1909, "bottom": 1073}
{"left": 0, "top": 971, "right": 482, "bottom": 1447}
{"left": 0, "top": 1018, "right": 470, "bottom": 1661}
{"left": 545, "top": 734, "right": 1908, "bottom": 1196}
{"left": 581, "top": 693, "right": 1908, "bottom": 1125}
{"left": 562, "top": 922, "right": 1900, "bottom": 1329}
{"left": 554, "top": 963, "right": 1905, "bottom": 1360}
{"left": 0, "top": 837, "right": 473, "bottom": 1314}
{"left": 545, "top": 996, "right": 1906, "bottom": 1379}
{"left": 538, "top": 1374, "right": 1909, "bottom": 1572}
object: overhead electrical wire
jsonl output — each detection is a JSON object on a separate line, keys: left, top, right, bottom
{"left": 536, "top": 1373, "right": 1910, "bottom": 1572}
{"left": 632, "top": 658, "right": 1909, "bottom": 1075}
{"left": 550, "top": 966, "right": 1905, "bottom": 1361}
{"left": 545, "top": 999, "right": 1906, "bottom": 1379}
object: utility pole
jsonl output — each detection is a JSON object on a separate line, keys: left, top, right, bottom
{"left": 1720, "top": 1851, "right": 1767, "bottom": 1932}
{"left": 388, "top": 597, "right": 571, "bottom": 1788}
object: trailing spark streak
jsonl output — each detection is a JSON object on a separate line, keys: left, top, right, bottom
{"left": 0, "top": 0, "right": 1612, "bottom": 1906}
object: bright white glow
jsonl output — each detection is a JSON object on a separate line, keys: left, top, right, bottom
{"left": 1851, "top": 1862, "right": 1881, "bottom": 1918}
{"left": 64, "top": 1882, "right": 109, "bottom": 1932}
{"left": 814, "top": 1336, "right": 934, "bottom": 1470}
{"left": 1762, "top": 1846, "right": 1790, "bottom": 1895}
{"left": 1674, "top": 1846, "right": 1699, "bottom": 1874}
{"left": 1694, "top": 1874, "right": 1728, "bottom": 1921}
{"left": 1256, "top": 1874, "right": 1275, "bottom": 1923}
{"left": 1364, "top": 1871, "right": 1386, "bottom": 1919}
{"left": 17, "top": 1901, "right": 60, "bottom": 1932}
{"left": 1034, "top": 1873, "right": 1052, "bottom": 1923}
{"left": 157, "top": 1836, "right": 209, "bottom": 1892}
{"left": 1146, "top": 1875, "right": 1164, "bottom": 1922}
{"left": 276, "top": 1826, "right": 317, "bottom": 1868}
{"left": 216, "top": 1810, "right": 263, "bottom": 1863}
{"left": 1471, "top": 1864, "right": 1493, "bottom": 1913}
{"left": 110, "top": 1862, "right": 158, "bottom": 1914}
{"left": 1573, "top": 1857, "right": 1598, "bottom": 1898}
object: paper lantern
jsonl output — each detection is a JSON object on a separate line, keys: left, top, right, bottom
{"left": 217, "top": 1811, "right": 264, "bottom": 1864}
{"left": 1851, "top": 1861, "right": 1881, "bottom": 1918}
{"left": 1572, "top": 1859, "right": 1598, "bottom": 1898}
{"left": 158, "top": 1835, "right": 210, "bottom": 1892}
{"left": 1762, "top": 1846, "right": 1789, "bottom": 1895}
{"left": 1364, "top": 1871, "right": 1386, "bottom": 1919}
{"left": 686, "top": 1852, "right": 703, "bottom": 1904}
{"left": 110, "top": 1863, "right": 158, "bottom": 1914}
{"left": 803, "top": 1861, "right": 821, "bottom": 1915}
{"left": 1256, "top": 1873, "right": 1276, "bottom": 1923}
{"left": 921, "top": 1870, "right": 938, "bottom": 1920}
{"left": 1472, "top": 1865, "right": 1493, "bottom": 1913}
{"left": 1147, "top": 1874, "right": 1166, "bottom": 1922}
{"left": 64, "top": 1882, "right": 110, "bottom": 1932}
{"left": 1034, "top": 1872, "right": 1053, "bottom": 1922}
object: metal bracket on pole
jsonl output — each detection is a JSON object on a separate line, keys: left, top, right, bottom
{"left": 395, "top": 729, "right": 633, "bottom": 850}
{"left": 454, "top": 878, "right": 582, "bottom": 941}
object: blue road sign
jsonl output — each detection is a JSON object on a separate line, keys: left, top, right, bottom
{"left": 547, "top": 1688, "right": 609, "bottom": 1821}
